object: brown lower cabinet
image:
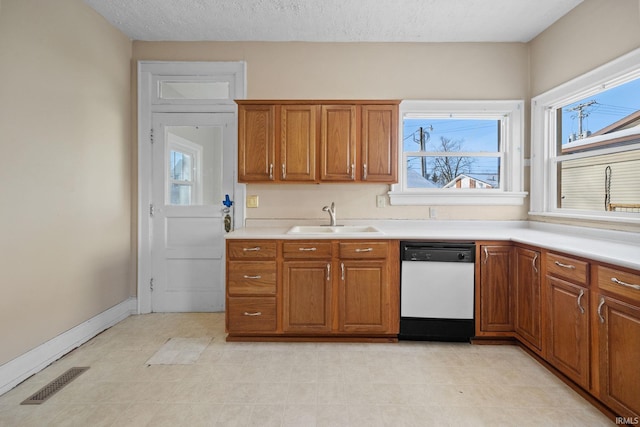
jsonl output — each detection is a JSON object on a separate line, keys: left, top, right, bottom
{"left": 477, "top": 243, "right": 640, "bottom": 421}
{"left": 514, "top": 246, "right": 542, "bottom": 353}
{"left": 226, "top": 239, "right": 399, "bottom": 340}
{"left": 545, "top": 275, "right": 590, "bottom": 389}
{"left": 477, "top": 244, "right": 514, "bottom": 335}
{"left": 596, "top": 266, "right": 640, "bottom": 419}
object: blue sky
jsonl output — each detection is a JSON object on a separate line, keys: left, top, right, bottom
{"left": 403, "top": 119, "right": 499, "bottom": 153}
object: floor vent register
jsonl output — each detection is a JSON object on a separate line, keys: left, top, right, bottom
{"left": 21, "top": 367, "right": 89, "bottom": 405}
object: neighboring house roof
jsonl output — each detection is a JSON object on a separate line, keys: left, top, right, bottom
{"left": 591, "top": 110, "right": 640, "bottom": 136}
{"left": 406, "top": 169, "right": 440, "bottom": 188}
{"left": 562, "top": 109, "right": 640, "bottom": 153}
{"left": 443, "top": 173, "right": 496, "bottom": 188}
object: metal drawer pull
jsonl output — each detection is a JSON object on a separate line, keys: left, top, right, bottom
{"left": 532, "top": 253, "right": 539, "bottom": 273}
{"left": 243, "top": 311, "right": 262, "bottom": 316}
{"left": 269, "top": 163, "right": 273, "bottom": 180}
{"left": 326, "top": 263, "right": 331, "bottom": 281}
{"left": 355, "top": 248, "right": 373, "bottom": 253}
{"left": 341, "top": 262, "right": 345, "bottom": 281}
{"left": 577, "top": 289, "right": 585, "bottom": 314}
{"left": 243, "top": 247, "right": 261, "bottom": 251}
{"left": 554, "top": 261, "right": 576, "bottom": 269}
{"left": 611, "top": 277, "right": 640, "bottom": 290}
{"left": 363, "top": 164, "right": 368, "bottom": 180}
{"left": 597, "top": 298, "right": 606, "bottom": 324}
{"left": 282, "top": 164, "right": 286, "bottom": 179}
{"left": 350, "top": 163, "right": 355, "bottom": 180}
{"left": 298, "top": 247, "right": 317, "bottom": 252}
{"left": 483, "top": 247, "right": 488, "bottom": 264}
{"left": 243, "top": 275, "right": 261, "bottom": 279}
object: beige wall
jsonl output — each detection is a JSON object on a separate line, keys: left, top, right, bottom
{"left": 133, "top": 42, "right": 530, "bottom": 221}
{"left": 0, "top": 0, "right": 132, "bottom": 364}
{"left": 530, "top": 0, "right": 640, "bottom": 97}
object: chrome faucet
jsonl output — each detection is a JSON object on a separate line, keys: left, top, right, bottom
{"left": 322, "top": 202, "right": 337, "bottom": 226}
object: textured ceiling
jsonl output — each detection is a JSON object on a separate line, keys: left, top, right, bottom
{"left": 84, "top": 0, "right": 583, "bottom": 43}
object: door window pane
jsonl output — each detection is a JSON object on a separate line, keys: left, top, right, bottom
{"left": 170, "top": 184, "right": 192, "bottom": 205}
{"left": 166, "top": 125, "right": 223, "bottom": 206}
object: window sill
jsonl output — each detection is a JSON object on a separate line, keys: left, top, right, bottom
{"left": 388, "top": 191, "right": 528, "bottom": 206}
{"left": 528, "top": 210, "right": 640, "bottom": 225}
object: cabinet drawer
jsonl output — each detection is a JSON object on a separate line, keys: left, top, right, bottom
{"left": 283, "top": 241, "right": 332, "bottom": 258}
{"left": 598, "top": 265, "right": 640, "bottom": 304}
{"left": 339, "top": 241, "right": 388, "bottom": 259}
{"left": 228, "top": 261, "right": 276, "bottom": 296}
{"left": 228, "top": 241, "right": 276, "bottom": 260}
{"left": 546, "top": 252, "right": 588, "bottom": 284}
{"left": 227, "top": 297, "right": 277, "bottom": 332}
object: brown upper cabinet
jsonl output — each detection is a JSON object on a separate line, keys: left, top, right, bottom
{"left": 236, "top": 100, "right": 399, "bottom": 183}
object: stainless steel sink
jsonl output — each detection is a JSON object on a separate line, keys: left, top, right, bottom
{"left": 286, "top": 225, "right": 383, "bottom": 235}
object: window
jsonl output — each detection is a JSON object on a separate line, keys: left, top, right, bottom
{"left": 389, "top": 100, "right": 526, "bottom": 206}
{"left": 166, "top": 133, "right": 203, "bottom": 205}
{"left": 530, "top": 48, "right": 640, "bottom": 223}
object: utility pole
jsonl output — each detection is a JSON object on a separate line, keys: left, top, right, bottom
{"left": 414, "top": 126, "right": 432, "bottom": 178}
{"left": 567, "top": 100, "right": 596, "bottom": 141}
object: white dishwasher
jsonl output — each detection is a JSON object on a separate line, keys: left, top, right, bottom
{"left": 399, "top": 242, "right": 476, "bottom": 342}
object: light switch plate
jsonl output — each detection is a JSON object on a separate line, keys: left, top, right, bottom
{"left": 376, "top": 195, "right": 386, "bottom": 208}
{"left": 247, "top": 195, "right": 259, "bottom": 208}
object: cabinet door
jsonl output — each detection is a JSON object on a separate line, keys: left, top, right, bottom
{"left": 282, "top": 260, "right": 332, "bottom": 333}
{"left": 361, "top": 105, "right": 397, "bottom": 182}
{"left": 238, "top": 104, "right": 276, "bottom": 182}
{"left": 339, "top": 260, "right": 389, "bottom": 333}
{"left": 479, "top": 245, "right": 514, "bottom": 333}
{"left": 320, "top": 105, "right": 357, "bottom": 181}
{"left": 598, "top": 295, "right": 640, "bottom": 418}
{"left": 280, "top": 105, "right": 317, "bottom": 181}
{"left": 546, "top": 276, "right": 589, "bottom": 389}
{"left": 514, "top": 248, "right": 542, "bottom": 351}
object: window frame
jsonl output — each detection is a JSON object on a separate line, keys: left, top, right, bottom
{"left": 530, "top": 48, "right": 640, "bottom": 224}
{"left": 389, "top": 100, "right": 527, "bottom": 206}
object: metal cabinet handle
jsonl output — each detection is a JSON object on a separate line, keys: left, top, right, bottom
{"left": 597, "top": 297, "right": 606, "bottom": 324}
{"left": 532, "top": 253, "right": 539, "bottom": 273}
{"left": 363, "top": 164, "right": 368, "bottom": 180}
{"left": 577, "top": 289, "right": 585, "bottom": 314}
{"left": 243, "top": 275, "right": 261, "bottom": 279}
{"left": 483, "top": 247, "right": 488, "bottom": 264}
{"left": 341, "top": 262, "right": 345, "bottom": 281}
{"left": 555, "top": 261, "right": 576, "bottom": 270}
{"left": 355, "top": 248, "right": 373, "bottom": 253}
{"left": 298, "top": 247, "right": 317, "bottom": 252}
{"left": 350, "top": 163, "right": 355, "bottom": 180}
{"left": 269, "top": 163, "right": 273, "bottom": 180}
{"left": 243, "top": 312, "right": 262, "bottom": 316}
{"left": 611, "top": 277, "right": 640, "bottom": 290}
{"left": 243, "top": 247, "right": 261, "bottom": 252}
{"left": 281, "top": 164, "right": 286, "bottom": 179}
{"left": 326, "top": 263, "right": 331, "bottom": 281}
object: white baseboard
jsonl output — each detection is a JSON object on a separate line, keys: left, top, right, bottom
{"left": 0, "top": 297, "right": 137, "bottom": 396}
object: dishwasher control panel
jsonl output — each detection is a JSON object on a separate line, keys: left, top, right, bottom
{"left": 401, "top": 242, "right": 475, "bottom": 263}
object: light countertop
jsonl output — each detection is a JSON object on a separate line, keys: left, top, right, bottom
{"left": 225, "top": 220, "right": 640, "bottom": 271}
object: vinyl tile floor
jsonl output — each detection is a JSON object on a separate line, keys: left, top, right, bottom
{"left": 0, "top": 313, "right": 614, "bottom": 426}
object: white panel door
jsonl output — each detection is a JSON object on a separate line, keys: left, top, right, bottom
{"left": 150, "top": 113, "right": 234, "bottom": 312}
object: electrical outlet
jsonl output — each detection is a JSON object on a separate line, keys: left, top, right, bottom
{"left": 429, "top": 207, "right": 437, "bottom": 218}
{"left": 246, "top": 195, "right": 259, "bottom": 208}
{"left": 376, "top": 195, "right": 386, "bottom": 208}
